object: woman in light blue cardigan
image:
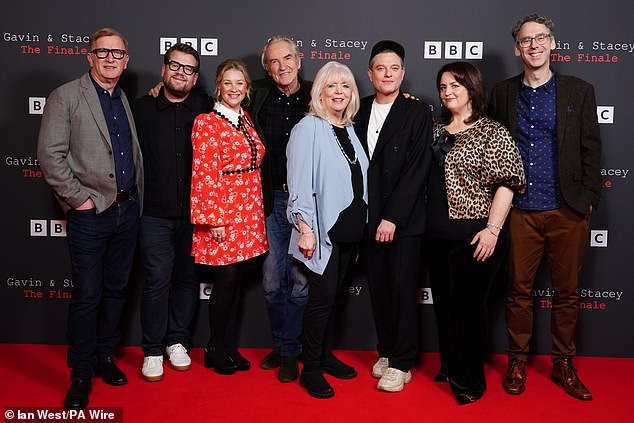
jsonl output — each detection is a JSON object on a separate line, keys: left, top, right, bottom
{"left": 286, "top": 61, "right": 368, "bottom": 398}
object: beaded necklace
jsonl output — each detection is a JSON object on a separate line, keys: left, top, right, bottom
{"left": 330, "top": 124, "right": 358, "bottom": 165}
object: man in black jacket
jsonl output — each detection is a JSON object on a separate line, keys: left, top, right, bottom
{"left": 133, "top": 43, "right": 212, "bottom": 383}
{"left": 355, "top": 40, "right": 433, "bottom": 392}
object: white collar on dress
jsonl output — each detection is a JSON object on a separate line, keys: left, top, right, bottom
{"left": 214, "top": 102, "right": 242, "bottom": 126}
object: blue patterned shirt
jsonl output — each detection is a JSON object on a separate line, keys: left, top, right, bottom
{"left": 513, "top": 73, "right": 564, "bottom": 210}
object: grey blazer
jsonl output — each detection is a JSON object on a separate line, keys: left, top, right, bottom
{"left": 38, "top": 72, "right": 143, "bottom": 214}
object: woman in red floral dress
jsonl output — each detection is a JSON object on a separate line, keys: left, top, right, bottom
{"left": 191, "top": 58, "right": 267, "bottom": 374}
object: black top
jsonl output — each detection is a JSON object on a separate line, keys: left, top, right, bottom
{"left": 328, "top": 125, "right": 366, "bottom": 243}
{"left": 257, "top": 86, "right": 307, "bottom": 187}
{"left": 133, "top": 87, "right": 213, "bottom": 218}
{"left": 426, "top": 163, "right": 485, "bottom": 240}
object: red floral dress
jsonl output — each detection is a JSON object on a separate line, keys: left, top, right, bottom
{"left": 190, "top": 109, "right": 268, "bottom": 266}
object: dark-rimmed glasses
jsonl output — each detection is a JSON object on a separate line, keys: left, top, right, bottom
{"left": 516, "top": 33, "right": 551, "bottom": 48}
{"left": 166, "top": 60, "right": 199, "bottom": 76}
{"left": 90, "top": 48, "right": 127, "bottom": 59}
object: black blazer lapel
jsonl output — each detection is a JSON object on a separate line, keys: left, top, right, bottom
{"left": 372, "top": 93, "right": 407, "bottom": 160}
{"left": 355, "top": 96, "right": 373, "bottom": 158}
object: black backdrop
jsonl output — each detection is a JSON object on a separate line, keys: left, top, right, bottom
{"left": 1, "top": 0, "right": 632, "bottom": 357}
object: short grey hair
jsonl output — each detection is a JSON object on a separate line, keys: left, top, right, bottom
{"left": 511, "top": 13, "right": 555, "bottom": 42}
{"left": 261, "top": 36, "right": 300, "bottom": 70}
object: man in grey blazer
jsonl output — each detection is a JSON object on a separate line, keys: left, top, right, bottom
{"left": 38, "top": 28, "right": 143, "bottom": 410}
{"left": 488, "top": 14, "right": 602, "bottom": 401}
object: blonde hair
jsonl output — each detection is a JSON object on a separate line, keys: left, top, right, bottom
{"left": 309, "top": 61, "right": 360, "bottom": 126}
{"left": 214, "top": 58, "right": 251, "bottom": 106}
{"left": 89, "top": 28, "right": 128, "bottom": 51}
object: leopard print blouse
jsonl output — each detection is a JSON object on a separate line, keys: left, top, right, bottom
{"left": 432, "top": 117, "right": 526, "bottom": 219}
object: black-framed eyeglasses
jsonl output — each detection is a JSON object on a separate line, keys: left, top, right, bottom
{"left": 90, "top": 48, "right": 127, "bottom": 59}
{"left": 166, "top": 60, "right": 199, "bottom": 76}
{"left": 516, "top": 33, "right": 551, "bottom": 48}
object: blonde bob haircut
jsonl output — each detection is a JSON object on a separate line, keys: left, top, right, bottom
{"left": 309, "top": 61, "right": 360, "bottom": 127}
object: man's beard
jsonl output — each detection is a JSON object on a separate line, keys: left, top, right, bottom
{"left": 164, "top": 79, "right": 190, "bottom": 99}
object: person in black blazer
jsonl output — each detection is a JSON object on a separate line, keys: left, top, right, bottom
{"left": 355, "top": 40, "right": 433, "bottom": 392}
{"left": 488, "top": 13, "right": 602, "bottom": 401}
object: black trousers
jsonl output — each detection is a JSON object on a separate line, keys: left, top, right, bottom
{"left": 364, "top": 235, "right": 422, "bottom": 372}
{"left": 301, "top": 242, "right": 355, "bottom": 370}
{"left": 427, "top": 234, "right": 508, "bottom": 398}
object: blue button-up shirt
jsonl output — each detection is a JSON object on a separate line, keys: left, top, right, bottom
{"left": 91, "top": 74, "right": 135, "bottom": 192}
{"left": 513, "top": 73, "right": 564, "bottom": 211}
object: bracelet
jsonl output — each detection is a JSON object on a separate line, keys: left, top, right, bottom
{"left": 487, "top": 222, "right": 503, "bottom": 230}
{"left": 299, "top": 229, "right": 313, "bottom": 236}
{"left": 486, "top": 227, "right": 499, "bottom": 237}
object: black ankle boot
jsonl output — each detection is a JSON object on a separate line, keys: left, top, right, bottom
{"left": 299, "top": 369, "right": 334, "bottom": 399}
{"left": 227, "top": 348, "right": 250, "bottom": 371}
{"left": 204, "top": 347, "right": 237, "bottom": 375}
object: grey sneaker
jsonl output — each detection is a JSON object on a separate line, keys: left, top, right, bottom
{"left": 166, "top": 343, "right": 192, "bottom": 371}
{"left": 142, "top": 356, "right": 164, "bottom": 382}
{"left": 372, "top": 357, "right": 389, "bottom": 378}
{"left": 377, "top": 367, "right": 412, "bottom": 392}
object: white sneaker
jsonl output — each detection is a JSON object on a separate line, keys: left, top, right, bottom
{"left": 372, "top": 357, "right": 389, "bottom": 378}
{"left": 166, "top": 343, "right": 192, "bottom": 371}
{"left": 142, "top": 356, "right": 164, "bottom": 382}
{"left": 377, "top": 367, "right": 412, "bottom": 392}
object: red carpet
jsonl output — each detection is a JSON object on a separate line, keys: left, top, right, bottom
{"left": 0, "top": 344, "right": 631, "bottom": 422}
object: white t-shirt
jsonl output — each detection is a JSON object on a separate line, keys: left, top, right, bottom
{"left": 367, "top": 99, "right": 394, "bottom": 158}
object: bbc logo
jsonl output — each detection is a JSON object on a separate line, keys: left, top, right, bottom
{"left": 590, "top": 230, "right": 608, "bottom": 247}
{"left": 29, "top": 97, "right": 46, "bottom": 115}
{"left": 424, "top": 41, "right": 483, "bottom": 59}
{"left": 417, "top": 287, "right": 433, "bottom": 305}
{"left": 597, "top": 106, "right": 614, "bottom": 124}
{"left": 30, "top": 219, "right": 66, "bottom": 237}
{"left": 199, "top": 282, "right": 214, "bottom": 299}
{"left": 160, "top": 37, "right": 218, "bottom": 56}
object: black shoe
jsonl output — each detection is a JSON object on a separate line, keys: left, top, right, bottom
{"left": 300, "top": 369, "right": 334, "bottom": 399}
{"left": 227, "top": 348, "right": 251, "bottom": 371}
{"left": 321, "top": 352, "right": 357, "bottom": 379}
{"left": 434, "top": 368, "right": 449, "bottom": 383}
{"left": 95, "top": 356, "right": 128, "bottom": 386}
{"left": 204, "top": 347, "right": 237, "bottom": 375}
{"left": 64, "top": 379, "right": 91, "bottom": 410}
{"left": 278, "top": 356, "right": 299, "bottom": 382}
{"left": 260, "top": 348, "right": 281, "bottom": 370}
{"left": 456, "top": 392, "right": 480, "bottom": 405}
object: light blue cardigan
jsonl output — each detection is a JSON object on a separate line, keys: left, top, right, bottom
{"left": 286, "top": 114, "right": 369, "bottom": 275}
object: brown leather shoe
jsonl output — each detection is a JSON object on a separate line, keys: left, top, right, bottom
{"left": 552, "top": 358, "right": 592, "bottom": 400}
{"left": 503, "top": 358, "right": 527, "bottom": 395}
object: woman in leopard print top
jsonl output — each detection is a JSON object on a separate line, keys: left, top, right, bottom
{"left": 426, "top": 61, "right": 525, "bottom": 405}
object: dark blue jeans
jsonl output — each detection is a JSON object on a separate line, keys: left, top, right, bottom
{"left": 65, "top": 195, "right": 140, "bottom": 381}
{"left": 262, "top": 190, "right": 309, "bottom": 357}
{"left": 139, "top": 216, "right": 199, "bottom": 357}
